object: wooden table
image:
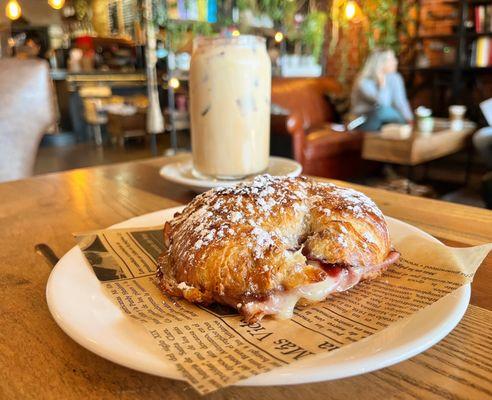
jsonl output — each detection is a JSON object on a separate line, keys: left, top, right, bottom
{"left": 1, "top": 154, "right": 491, "bottom": 400}
{"left": 362, "top": 119, "right": 476, "bottom": 167}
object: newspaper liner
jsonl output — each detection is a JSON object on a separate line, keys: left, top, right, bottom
{"left": 75, "top": 208, "right": 491, "bottom": 395}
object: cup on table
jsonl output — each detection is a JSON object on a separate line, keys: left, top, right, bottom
{"left": 189, "top": 35, "right": 271, "bottom": 180}
{"left": 415, "top": 106, "right": 434, "bottom": 136}
{"left": 449, "top": 105, "right": 466, "bottom": 132}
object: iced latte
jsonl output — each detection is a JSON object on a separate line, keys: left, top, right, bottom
{"left": 190, "top": 35, "right": 271, "bottom": 179}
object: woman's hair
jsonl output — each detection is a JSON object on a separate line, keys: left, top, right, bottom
{"left": 357, "top": 48, "right": 395, "bottom": 82}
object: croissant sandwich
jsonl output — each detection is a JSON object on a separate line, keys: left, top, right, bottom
{"left": 157, "top": 175, "right": 399, "bottom": 322}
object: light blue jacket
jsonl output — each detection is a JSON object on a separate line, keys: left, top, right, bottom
{"left": 350, "top": 72, "right": 413, "bottom": 121}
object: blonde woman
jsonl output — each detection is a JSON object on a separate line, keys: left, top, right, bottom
{"left": 350, "top": 49, "right": 413, "bottom": 131}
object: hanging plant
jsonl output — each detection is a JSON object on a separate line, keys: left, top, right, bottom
{"left": 257, "top": 0, "right": 297, "bottom": 27}
{"left": 237, "top": 0, "right": 297, "bottom": 31}
{"left": 73, "top": 0, "right": 90, "bottom": 21}
{"left": 301, "top": 11, "right": 327, "bottom": 61}
{"left": 139, "top": 0, "right": 214, "bottom": 52}
{"left": 151, "top": 0, "right": 167, "bottom": 26}
{"left": 329, "top": 0, "right": 416, "bottom": 52}
{"left": 137, "top": 0, "right": 166, "bottom": 27}
{"left": 364, "top": 0, "right": 399, "bottom": 50}
{"left": 327, "top": 0, "right": 417, "bottom": 83}
{"left": 191, "top": 21, "right": 214, "bottom": 37}
{"left": 165, "top": 21, "right": 190, "bottom": 52}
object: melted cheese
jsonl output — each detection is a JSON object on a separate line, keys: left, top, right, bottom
{"left": 241, "top": 251, "right": 400, "bottom": 321}
{"left": 243, "top": 264, "right": 366, "bottom": 320}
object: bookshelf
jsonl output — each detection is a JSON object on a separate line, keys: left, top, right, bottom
{"left": 401, "top": 0, "right": 492, "bottom": 120}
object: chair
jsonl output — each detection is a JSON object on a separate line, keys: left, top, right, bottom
{"left": 80, "top": 85, "right": 112, "bottom": 146}
{"left": 106, "top": 95, "right": 148, "bottom": 146}
{"left": 0, "top": 58, "right": 55, "bottom": 182}
{"left": 270, "top": 77, "right": 365, "bottom": 179}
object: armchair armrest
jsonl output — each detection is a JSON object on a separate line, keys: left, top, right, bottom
{"left": 270, "top": 112, "right": 305, "bottom": 164}
{"left": 304, "top": 129, "right": 364, "bottom": 159}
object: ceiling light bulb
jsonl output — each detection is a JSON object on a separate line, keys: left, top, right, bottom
{"left": 169, "top": 77, "right": 180, "bottom": 89}
{"left": 345, "top": 1, "right": 356, "bottom": 20}
{"left": 6, "top": 0, "right": 21, "bottom": 21}
{"left": 48, "top": 0, "right": 65, "bottom": 10}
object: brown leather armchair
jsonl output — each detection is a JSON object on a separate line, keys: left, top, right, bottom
{"left": 270, "top": 77, "right": 364, "bottom": 179}
{"left": 0, "top": 59, "right": 55, "bottom": 182}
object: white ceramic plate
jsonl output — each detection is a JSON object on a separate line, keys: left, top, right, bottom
{"left": 159, "top": 155, "right": 303, "bottom": 193}
{"left": 46, "top": 207, "right": 470, "bottom": 387}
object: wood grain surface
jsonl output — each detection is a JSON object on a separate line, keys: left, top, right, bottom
{"left": 1, "top": 154, "right": 491, "bottom": 400}
{"left": 362, "top": 122, "right": 475, "bottom": 166}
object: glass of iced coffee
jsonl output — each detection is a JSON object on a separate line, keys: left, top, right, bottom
{"left": 190, "top": 35, "right": 271, "bottom": 180}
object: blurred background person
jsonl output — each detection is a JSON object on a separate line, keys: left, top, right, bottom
{"left": 350, "top": 48, "right": 413, "bottom": 131}
{"left": 15, "top": 32, "right": 45, "bottom": 59}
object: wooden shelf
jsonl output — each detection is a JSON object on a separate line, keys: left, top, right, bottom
{"left": 440, "top": 0, "right": 492, "bottom": 6}
{"left": 415, "top": 32, "right": 492, "bottom": 41}
{"left": 415, "top": 34, "right": 459, "bottom": 41}
{"left": 466, "top": 31, "right": 492, "bottom": 38}
{"left": 464, "top": 66, "right": 492, "bottom": 71}
{"left": 401, "top": 0, "right": 492, "bottom": 118}
{"left": 468, "top": 0, "right": 492, "bottom": 5}
{"left": 402, "top": 65, "right": 492, "bottom": 72}
{"left": 401, "top": 66, "right": 454, "bottom": 74}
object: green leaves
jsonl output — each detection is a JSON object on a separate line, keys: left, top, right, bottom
{"left": 327, "top": 0, "right": 413, "bottom": 52}
{"left": 237, "top": 0, "right": 296, "bottom": 25}
{"left": 301, "top": 11, "right": 328, "bottom": 61}
{"left": 363, "top": 0, "right": 416, "bottom": 52}
{"left": 140, "top": 0, "right": 330, "bottom": 63}
{"left": 191, "top": 21, "right": 214, "bottom": 37}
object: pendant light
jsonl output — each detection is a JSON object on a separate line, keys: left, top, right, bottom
{"left": 345, "top": 1, "right": 356, "bottom": 20}
{"left": 6, "top": 0, "right": 22, "bottom": 20}
{"left": 48, "top": 0, "right": 65, "bottom": 10}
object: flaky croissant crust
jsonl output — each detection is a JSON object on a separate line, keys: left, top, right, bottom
{"left": 157, "top": 175, "right": 398, "bottom": 320}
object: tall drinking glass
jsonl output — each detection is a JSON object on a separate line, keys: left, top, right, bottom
{"left": 190, "top": 35, "right": 271, "bottom": 180}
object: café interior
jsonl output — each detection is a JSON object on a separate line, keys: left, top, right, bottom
{"left": 1, "top": 0, "right": 492, "bottom": 206}
{"left": 1, "top": 1, "right": 492, "bottom": 399}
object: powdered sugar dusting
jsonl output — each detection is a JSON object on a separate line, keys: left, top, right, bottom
{"left": 166, "top": 175, "right": 309, "bottom": 263}
{"left": 329, "top": 186, "right": 383, "bottom": 219}
{"left": 163, "top": 175, "right": 386, "bottom": 275}
{"left": 156, "top": 175, "right": 394, "bottom": 321}
{"left": 249, "top": 226, "right": 276, "bottom": 259}
{"left": 230, "top": 211, "right": 243, "bottom": 222}
{"left": 177, "top": 281, "right": 195, "bottom": 290}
